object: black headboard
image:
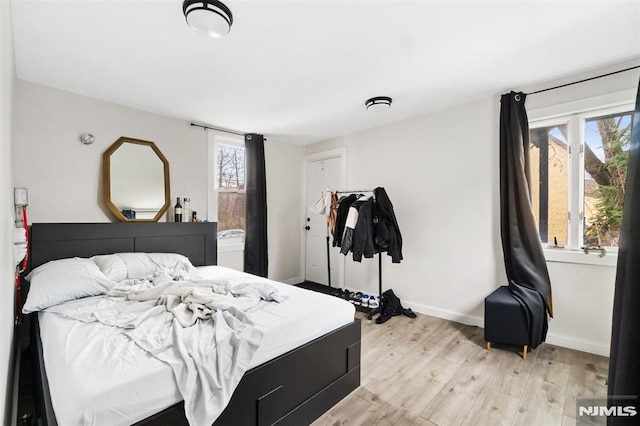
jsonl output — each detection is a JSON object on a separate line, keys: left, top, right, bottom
{"left": 29, "top": 222, "right": 217, "bottom": 269}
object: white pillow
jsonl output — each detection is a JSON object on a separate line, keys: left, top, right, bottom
{"left": 92, "top": 252, "right": 199, "bottom": 280}
{"left": 23, "top": 258, "right": 114, "bottom": 313}
{"left": 91, "top": 254, "right": 128, "bottom": 282}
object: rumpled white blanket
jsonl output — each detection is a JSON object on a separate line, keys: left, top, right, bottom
{"left": 45, "top": 272, "right": 284, "bottom": 426}
{"left": 107, "top": 270, "right": 283, "bottom": 327}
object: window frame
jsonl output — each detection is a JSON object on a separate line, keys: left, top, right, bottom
{"left": 528, "top": 91, "right": 635, "bottom": 265}
{"left": 207, "top": 131, "right": 245, "bottom": 252}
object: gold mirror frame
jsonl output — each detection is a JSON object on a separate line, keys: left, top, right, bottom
{"left": 103, "top": 137, "right": 170, "bottom": 222}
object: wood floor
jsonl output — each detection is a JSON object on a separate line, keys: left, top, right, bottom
{"left": 312, "top": 312, "right": 609, "bottom": 426}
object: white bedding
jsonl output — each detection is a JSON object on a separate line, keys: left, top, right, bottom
{"left": 38, "top": 266, "right": 355, "bottom": 426}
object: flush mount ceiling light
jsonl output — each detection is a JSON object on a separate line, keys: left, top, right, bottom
{"left": 365, "top": 96, "right": 392, "bottom": 112}
{"left": 183, "top": 0, "right": 233, "bottom": 38}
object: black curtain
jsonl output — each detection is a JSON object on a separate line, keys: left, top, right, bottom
{"left": 608, "top": 79, "right": 640, "bottom": 419}
{"left": 243, "top": 133, "right": 268, "bottom": 277}
{"left": 499, "top": 92, "right": 553, "bottom": 339}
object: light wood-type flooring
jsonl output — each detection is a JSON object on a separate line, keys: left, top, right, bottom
{"left": 312, "top": 312, "right": 609, "bottom": 426}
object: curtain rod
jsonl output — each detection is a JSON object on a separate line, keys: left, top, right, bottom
{"left": 190, "top": 122, "right": 244, "bottom": 136}
{"left": 527, "top": 65, "right": 640, "bottom": 96}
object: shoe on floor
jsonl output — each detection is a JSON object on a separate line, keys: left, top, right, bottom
{"left": 375, "top": 313, "right": 393, "bottom": 324}
{"left": 402, "top": 308, "right": 417, "bottom": 318}
{"left": 368, "top": 296, "right": 379, "bottom": 309}
{"left": 361, "top": 294, "right": 370, "bottom": 308}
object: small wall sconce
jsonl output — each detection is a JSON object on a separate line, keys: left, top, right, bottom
{"left": 79, "top": 133, "right": 95, "bottom": 145}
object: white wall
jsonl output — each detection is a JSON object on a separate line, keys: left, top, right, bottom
{"left": 13, "top": 80, "right": 303, "bottom": 282}
{"left": 265, "top": 138, "right": 304, "bottom": 283}
{"left": 304, "top": 61, "right": 640, "bottom": 356}
{"left": 11, "top": 81, "right": 304, "bottom": 282}
{"left": 0, "top": 1, "right": 16, "bottom": 423}
{"left": 305, "top": 97, "right": 504, "bottom": 324}
{"left": 13, "top": 80, "right": 208, "bottom": 223}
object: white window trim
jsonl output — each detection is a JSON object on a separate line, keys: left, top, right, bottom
{"left": 528, "top": 90, "right": 635, "bottom": 266}
{"left": 207, "top": 130, "right": 245, "bottom": 252}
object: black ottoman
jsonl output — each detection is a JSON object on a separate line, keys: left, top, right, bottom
{"left": 484, "top": 286, "right": 530, "bottom": 360}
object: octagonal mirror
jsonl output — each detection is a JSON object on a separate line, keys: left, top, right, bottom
{"left": 103, "top": 137, "right": 170, "bottom": 222}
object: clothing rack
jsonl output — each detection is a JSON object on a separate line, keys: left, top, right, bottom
{"left": 334, "top": 188, "right": 383, "bottom": 319}
{"left": 335, "top": 189, "right": 375, "bottom": 196}
{"left": 323, "top": 189, "right": 375, "bottom": 288}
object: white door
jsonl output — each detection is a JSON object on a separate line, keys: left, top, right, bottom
{"left": 305, "top": 157, "right": 342, "bottom": 286}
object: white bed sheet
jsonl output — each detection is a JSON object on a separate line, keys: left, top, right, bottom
{"left": 38, "top": 266, "right": 355, "bottom": 426}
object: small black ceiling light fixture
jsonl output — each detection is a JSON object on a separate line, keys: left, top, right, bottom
{"left": 365, "top": 96, "right": 392, "bottom": 112}
{"left": 183, "top": 0, "right": 233, "bottom": 38}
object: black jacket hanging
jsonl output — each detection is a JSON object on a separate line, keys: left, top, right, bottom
{"left": 373, "top": 187, "right": 403, "bottom": 263}
{"left": 352, "top": 197, "right": 376, "bottom": 262}
{"left": 340, "top": 198, "right": 366, "bottom": 255}
{"left": 333, "top": 194, "right": 357, "bottom": 247}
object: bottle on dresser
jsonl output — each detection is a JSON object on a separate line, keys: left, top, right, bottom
{"left": 174, "top": 197, "right": 182, "bottom": 223}
{"left": 183, "top": 198, "right": 191, "bottom": 223}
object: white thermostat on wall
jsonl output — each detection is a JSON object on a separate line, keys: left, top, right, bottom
{"left": 14, "top": 187, "right": 29, "bottom": 207}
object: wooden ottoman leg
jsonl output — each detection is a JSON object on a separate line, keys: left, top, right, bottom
{"left": 487, "top": 342, "right": 491, "bottom": 351}
{"left": 523, "top": 345, "right": 528, "bottom": 361}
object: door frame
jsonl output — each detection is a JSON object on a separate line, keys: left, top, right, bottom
{"left": 300, "top": 148, "right": 348, "bottom": 288}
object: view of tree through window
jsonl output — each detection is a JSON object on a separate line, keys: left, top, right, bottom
{"left": 529, "top": 109, "right": 632, "bottom": 249}
{"left": 217, "top": 143, "right": 245, "bottom": 235}
{"left": 583, "top": 112, "right": 632, "bottom": 247}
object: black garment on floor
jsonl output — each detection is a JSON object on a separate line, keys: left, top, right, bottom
{"left": 375, "top": 289, "right": 416, "bottom": 324}
{"left": 508, "top": 280, "right": 548, "bottom": 349}
{"left": 333, "top": 194, "right": 357, "bottom": 247}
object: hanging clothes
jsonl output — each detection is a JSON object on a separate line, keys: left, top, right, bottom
{"left": 352, "top": 197, "right": 376, "bottom": 262}
{"left": 340, "top": 197, "right": 367, "bottom": 255}
{"left": 333, "top": 194, "right": 357, "bottom": 247}
{"left": 334, "top": 187, "right": 402, "bottom": 264}
{"left": 309, "top": 188, "right": 333, "bottom": 215}
{"left": 373, "top": 187, "right": 403, "bottom": 263}
{"left": 309, "top": 189, "right": 338, "bottom": 236}
{"left": 327, "top": 192, "right": 338, "bottom": 237}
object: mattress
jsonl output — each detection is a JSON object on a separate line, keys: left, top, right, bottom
{"left": 37, "top": 266, "right": 355, "bottom": 426}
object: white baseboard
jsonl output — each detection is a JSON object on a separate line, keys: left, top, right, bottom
{"left": 280, "top": 276, "right": 303, "bottom": 285}
{"left": 402, "top": 301, "right": 484, "bottom": 328}
{"left": 544, "top": 333, "right": 610, "bottom": 357}
{"left": 401, "top": 300, "right": 609, "bottom": 356}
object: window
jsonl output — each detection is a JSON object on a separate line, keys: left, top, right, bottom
{"left": 529, "top": 105, "right": 633, "bottom": 250}
{"left": 211, "top": 135, "right": 245, "bottom": 246}
{"left": 530, "top": 123, "right": 569, "bottom": 246}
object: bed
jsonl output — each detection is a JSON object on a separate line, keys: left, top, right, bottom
{"left": 24, "top": 222, "right": 361, "bottom": 426}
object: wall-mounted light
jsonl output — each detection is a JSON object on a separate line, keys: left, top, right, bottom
{"left": 79, "top": 133, "right": 95, "bottom": 145}
{"left": 183, "top": 0, "right": 233, "bottom": 38}
{"left": 365, "top": 96, "right": 392, "bottom": 112}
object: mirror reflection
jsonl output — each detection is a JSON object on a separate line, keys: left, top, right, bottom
{"left": 103, "top": 137, "right": 170, "bottom": 222}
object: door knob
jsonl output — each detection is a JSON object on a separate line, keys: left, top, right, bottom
{"left": 305, "top": 226, "right": 311, "bottom": 230}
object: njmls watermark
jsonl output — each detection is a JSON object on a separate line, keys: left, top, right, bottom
{"left": 577, "top": 396, "right": 639, "bottom": 425}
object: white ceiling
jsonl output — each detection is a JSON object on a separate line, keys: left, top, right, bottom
{"left": 11, "top": 0, "right": 640, "bottom": 144}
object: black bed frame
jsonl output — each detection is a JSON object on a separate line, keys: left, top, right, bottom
{"left": 26, "top": 222, "right": 361, "bottom": 426}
